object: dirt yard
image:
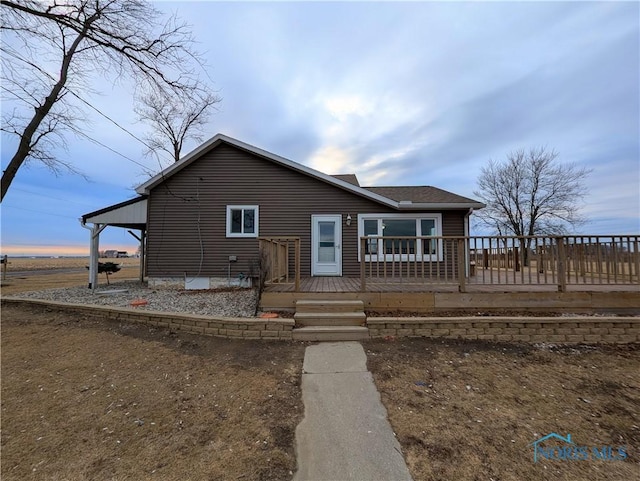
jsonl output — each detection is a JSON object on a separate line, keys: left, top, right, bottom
{"left": 1, "top": 303, "right": 305, "bottom": 481}
{"left": 3, "top": 258, "right": 639, "bottom": 480}
{"left": 365, "top": 338, "right": 639, "bottom": 481}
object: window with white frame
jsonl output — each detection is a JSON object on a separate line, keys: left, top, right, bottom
{"left": 226, "top": 205, "right": 259, "bottom": 237}
{"left": 358, "top": 213, "right": 441, "bottom": 260}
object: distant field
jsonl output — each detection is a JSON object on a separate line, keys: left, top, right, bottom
{"left": 1, "top": 257, "right": 141, "bottom": 295}
{"left": 4, "top": 257, "right": 140, "bottom": 271}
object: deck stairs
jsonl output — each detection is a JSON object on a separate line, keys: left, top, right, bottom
{"left": 292, "top": 299, "right": 369, "bottom": 341}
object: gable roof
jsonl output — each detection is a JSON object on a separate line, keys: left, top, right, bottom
{"left": 332, "top": 174, "right": 360, "bottom": 187}
{"left": 136, "top": 133, "right": 485, "bottom": 210}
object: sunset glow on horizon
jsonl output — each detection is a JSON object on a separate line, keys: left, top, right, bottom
{"left": 1, "top": 244, "right": 138, "bottom": 257}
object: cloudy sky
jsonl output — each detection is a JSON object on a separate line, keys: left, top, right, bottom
{"left": 1, "top": 1, "right": 639, "bottom": 256}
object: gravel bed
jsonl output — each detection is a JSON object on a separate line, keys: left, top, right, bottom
{"left": 13, "top": 280, "right": 260, "bottom": 318}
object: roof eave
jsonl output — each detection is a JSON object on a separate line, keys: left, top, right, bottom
{"left": 81, "top": 195, "right": 148, "bottom": 222}
{"left": 397, "top": 202, "right": 486, "bottom": 210}
{"left": 308, "top": 174, "right": 399, "bottom": 208}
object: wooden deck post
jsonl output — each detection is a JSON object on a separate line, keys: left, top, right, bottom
{"left": 457, "top": 238, "right": 466, "bottom": 293}
{"left": 557, "top": 237, "right": 567, "bottom": 293}
{"left": 360, "top": 237, "right": 367, "bottom": 292}
{"left": 634, "top": 238, "right": 640, "bottom": 284}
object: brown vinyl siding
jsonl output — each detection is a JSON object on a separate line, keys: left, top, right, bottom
{"left": 146, "top": 143, "right": 466, "bottom": 279}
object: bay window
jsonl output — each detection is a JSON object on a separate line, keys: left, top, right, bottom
{"left": 358, "top": 213, "right": 441, "bottom": 260}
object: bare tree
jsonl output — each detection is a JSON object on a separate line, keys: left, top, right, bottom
{"left": 135, "top": 83, "right": 221, "bottom": 164}
{"left": 474, "top": 147, "right": 592, "bottom": 238}
{"left": 0, "top": 0, "right": 208, "bottom": 201}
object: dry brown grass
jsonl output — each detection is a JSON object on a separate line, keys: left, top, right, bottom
{"left": 5, "top": 257, "right": 95, "bottom": 271}
{"left": 1, "top": 304, "right": 305, "bottom": 481}
{"left": 365, "top": 338, "right": 639, "bottom": 481}
{"left": 5, "top": 259, "right": 638, "bottom": 480}
{"left": 1, "top": 258, "right": 140, "bottom": 296}
{"left": 5, "top": 256, "right": 141, "bottom": 271}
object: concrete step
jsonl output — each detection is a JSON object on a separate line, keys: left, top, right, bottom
{"left": 292, "top": 326, "right": 370, "bottom": 342}
{"left": 295, "top": 299, "right": 365, "bottom": 313}
{"left": 294, "top": 312, "right": 366, "bottom": 327}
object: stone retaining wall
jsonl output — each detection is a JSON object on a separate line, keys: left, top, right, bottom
{"left": 5, "top": 298, "right": 639, "bottom": 344}
{"left": 2, "top": 298, "right": 294, "bottom": 340}
{"left": 367, "top": 317, "right": 640, "bottom": 344}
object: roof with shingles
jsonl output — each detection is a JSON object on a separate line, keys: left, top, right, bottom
{"left": 364, "top": 186, "right": 479, "bottom": 204}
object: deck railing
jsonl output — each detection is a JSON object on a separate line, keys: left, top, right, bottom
{"left": 258, "top": 237, "right": 300, "bottom": 291}
{"left": 359, "top": 236, "right": 465, "bottom": 291}
{"left": 360, "top": 235, "right": 639, "bottom": 292}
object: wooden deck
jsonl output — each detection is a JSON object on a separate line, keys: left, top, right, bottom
{"left": 259, "top": 234, "right": 639, "bottom": 296}
{"left": 264, "top": 276, "right": 640, "bottom": 293}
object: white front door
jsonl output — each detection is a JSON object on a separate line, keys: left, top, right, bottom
{"left": 311, "top": 215, "right": 342, "bottom": 276}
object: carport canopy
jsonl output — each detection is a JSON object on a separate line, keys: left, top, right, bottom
{"left": 81, "top": 196, "right": 147, "bottom": 289}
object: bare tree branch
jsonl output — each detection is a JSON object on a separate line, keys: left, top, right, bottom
{"left": 0, "top": 0, "right": 211, "bottom": 201}
{"left": 134, "top": 83, "right": 221, "bottom": 164}
{"left": 474, "top": 147, "right": 592, "bottom": 239}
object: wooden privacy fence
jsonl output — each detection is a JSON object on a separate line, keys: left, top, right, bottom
{"left": 258, "top": 237, "right": 300, "bottom": 291}
{"left": 360, "top": 235, "right": 640, "bottom": 292}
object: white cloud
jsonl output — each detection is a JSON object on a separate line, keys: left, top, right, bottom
{"left": 2, "top": 1, "right": 638, "bottom": 254}
{"left": 308, "top": 145, "right": 354, "bottom": 175}
{"left": 323, "top": 95, "right": 373, "bottom": 123}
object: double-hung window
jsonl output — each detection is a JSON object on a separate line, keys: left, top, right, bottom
{"left": 226, "top": 205, "right": 259, "bottom": 238}
{"left": 358, "top": 213, "right": 441, "bottom": 261}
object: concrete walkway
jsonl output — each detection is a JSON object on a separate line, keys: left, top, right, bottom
{"left": 294, "top": 342, "right": 413, "bottom": 481}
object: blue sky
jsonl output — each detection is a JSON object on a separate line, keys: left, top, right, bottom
{"left": 1, "top": 1, "right": 639, "bottom": 256}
